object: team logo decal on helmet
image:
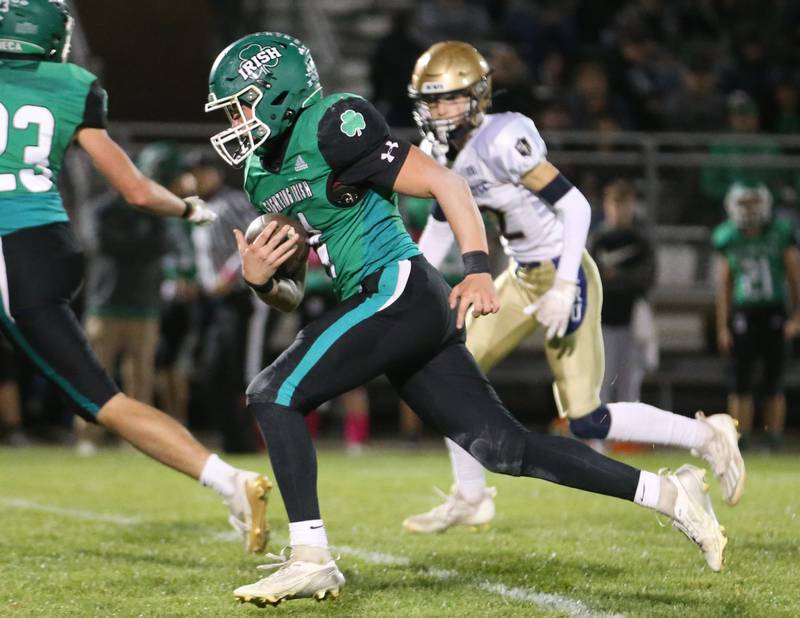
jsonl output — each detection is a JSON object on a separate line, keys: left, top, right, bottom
{"left": 237, "top": 43, "right": 282, "bottom": 81}
{"left": 206, "top": 32, "right": 323, "bottom": 167}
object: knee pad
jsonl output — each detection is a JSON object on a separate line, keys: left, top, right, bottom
{"left": 569, "top": 405, "right": 611, "bottom": 439}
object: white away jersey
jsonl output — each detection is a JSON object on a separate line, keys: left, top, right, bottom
{"left": 453, "top": 112, "right": 563, "bottom": 263}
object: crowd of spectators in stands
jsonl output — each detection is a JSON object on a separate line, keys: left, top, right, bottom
{"left": 371, "top": 0, "right": 800, "bottom": 136}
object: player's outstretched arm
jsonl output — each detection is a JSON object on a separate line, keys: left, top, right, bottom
{"left": 393, "top": 146, "right": 498, "bottom": 327}
{"left": 233, "top": 223, "right": 306, "bottom": 312}
{"left": 76, "top": 128, "right": 215, "bottom": 223}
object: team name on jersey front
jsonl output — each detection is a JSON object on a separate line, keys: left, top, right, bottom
{"left": 260, "top": 180, "right": 313, "bottom": 213}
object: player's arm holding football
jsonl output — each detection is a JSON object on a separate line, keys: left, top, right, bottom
{"left": 233, "top": 222, "right": 307, "bottom": 312}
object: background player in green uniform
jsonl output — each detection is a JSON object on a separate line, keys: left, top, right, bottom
{"left": 0, "top": 0, "right": 271, "bottom": 553}
{"left": 713, "top": 182, "right": 800, "bottom": 449}
{"left": 207, "top": 32, "right": 728, "bottom": 606}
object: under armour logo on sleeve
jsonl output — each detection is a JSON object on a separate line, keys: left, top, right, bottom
{"left": 381, "top": 141, "right": 399, "bottom": 163}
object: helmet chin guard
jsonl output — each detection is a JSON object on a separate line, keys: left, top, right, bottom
{"left": 205, "top": 85, "right": 269, "bottom": 167}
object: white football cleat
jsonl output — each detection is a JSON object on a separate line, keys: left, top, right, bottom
{"left": 667, "top": 464, "right": 728, "bottom": 571}
{"left": 234, "top": 550, "right": 345, "bottom": 606}
{"left": 402, "top": 486, "right": 496, "bottom": 534}
{"left": 692, "top": 412, "right": 746, "bottom": 506}
{"left": 226, "top": 471, "right": 272, "bottom": 554}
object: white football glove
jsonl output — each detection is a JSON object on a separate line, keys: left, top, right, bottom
{"left": 182, "top": 196, "right": 217, "bottom": 225}
{"left": 524, "top": 278, "right": 577, "bottom": 339}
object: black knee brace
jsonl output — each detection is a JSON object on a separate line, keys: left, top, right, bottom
{"left": 568, "top": 405, "right": 611, "bottom": 439}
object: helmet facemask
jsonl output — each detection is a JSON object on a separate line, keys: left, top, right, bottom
{"left": 409, "top": 76, "right": 490, "bottom": 152}
{"left": 205, "top": 85, "right": 269, "bottom": 167}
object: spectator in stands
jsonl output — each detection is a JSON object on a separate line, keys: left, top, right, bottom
{"left": 532, "top": 50, "right": 569, "bottom": 104}
{"left": 78, "top": 143, "right": 193, "bottom": 453}
{"left": 486, "top": 43, "right": 536, "bottom": 117}
{"left": 369, "top": 9, "right": 425, "bottom": 127}
{"left": 190, "top": 154, "right": 262, "bottom": 453}
{"left": 589, "top": 180, "right": 657, "bottom": 403}
{"left": 722, "top": 30, "right": 772, "bottom": 117}
{"left": 701, "top": 91, "right": 783, "bottom": 204}
{"left": 605, "top": 27, "right": 678, "bottom": 130}
{"left": 567, "top": 60, "right": 632, "bottom": 129}
{"left": 713, "top": 182, "right": 800, "bottom": 451}
{"left": 414, "top": 0, "right": 491, "bottom": 47}
{"left": 771, "top": 73, "right": 800, "bottom": 134}
{"left": 663, "top": 51, "right": 727, "bottom": 132}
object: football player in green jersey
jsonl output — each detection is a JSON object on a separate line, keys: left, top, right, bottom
{"left": 0, "top": 0, "right": 272, "bottom": 554}
{"left": 209, "top": 32, "right": 728, "bottom": 606}
{"left": 713, "top": 182, "right": 800, "bottom": 450}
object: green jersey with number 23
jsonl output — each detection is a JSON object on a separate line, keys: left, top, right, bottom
{"left": 0, "top": 58, "right": 107, "bottom": 235}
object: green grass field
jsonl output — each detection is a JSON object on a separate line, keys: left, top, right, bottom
{"left": 0, "top": 446, "right": 798, "bottom": 617}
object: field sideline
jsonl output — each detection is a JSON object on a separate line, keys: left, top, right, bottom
{"left": 1, "top": 446, "right": 798, "bottom": 617}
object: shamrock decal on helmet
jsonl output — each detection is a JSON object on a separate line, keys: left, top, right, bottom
{"left": 340, "top": 110, "right": 366, "bottom": 137}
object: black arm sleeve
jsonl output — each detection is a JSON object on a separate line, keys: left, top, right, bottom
{"left": 317, "top": 97, "right": 411, "bottom": 191}
{"left": 79, "top": 80, "right": 108, "bottom": 130}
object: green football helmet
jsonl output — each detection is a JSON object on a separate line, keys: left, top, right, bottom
{"left": 0, "top": 0, "right": 73, "bottom": 62}
{"left": 205, "top": 32, "right": 322, "bottom": 167}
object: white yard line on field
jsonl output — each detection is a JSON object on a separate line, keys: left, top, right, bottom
{"left": 0, "top": 497, "right": 143, "bottom": 525}
{"left": 1, "top": 498, "right": 621, "bottom": 617}
{"left": 332, "top": 542, "right": 623, "bottom": 618}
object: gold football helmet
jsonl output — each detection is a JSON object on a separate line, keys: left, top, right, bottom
{"left": 408, "top": 41, "right": 491, "bottom": 148}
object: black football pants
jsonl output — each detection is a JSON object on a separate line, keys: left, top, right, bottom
{"left": 247, "top": 256, "right": 641, "bottom": 522}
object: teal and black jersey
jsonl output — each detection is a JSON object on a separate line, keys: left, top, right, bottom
{"left": 0, "top": 58, "right": 107, "bottom": 235}
{"left": 712, "top": 218, "right": 796, "bottom": 308}
{"left": 243, "top": 93, "right": 420, "bottom": 300}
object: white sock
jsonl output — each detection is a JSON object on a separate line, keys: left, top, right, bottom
{"left": 633, "top": 470, "right": 661, "bottom": 509}
{"left": 606, "top": 402, "right": 713, "bottom": 449}
{"left": 445, "top": 438, "right": 486, "bottom": 503}
{"left": 289, "top": 519, "right": 329, "bottom": 548}
{"left": 199, "top": 454, "right": 237, "bottom": 499}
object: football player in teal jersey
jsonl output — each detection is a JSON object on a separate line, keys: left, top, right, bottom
{"left": 713, "top": 182, "right": 800, "bottom": 450}
{"left": 209, "top": 32, "right": 728, "bottom": 606}
{"left": 0, "top": 0, "right": 272, "bottom": 554}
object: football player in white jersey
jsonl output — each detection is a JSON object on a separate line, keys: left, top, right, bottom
{"left": 402, "top": 42, "right": 745, "bottom": 533}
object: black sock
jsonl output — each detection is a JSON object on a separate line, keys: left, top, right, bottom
{"left": 250, "top": 402, "right": 321, "bottom": 521}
